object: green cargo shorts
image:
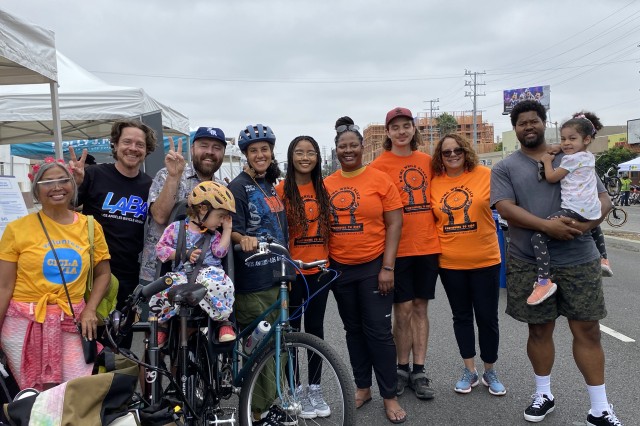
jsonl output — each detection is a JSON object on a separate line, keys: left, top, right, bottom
{"left": 505, "top": 255, "right": 607, "bottom": 324}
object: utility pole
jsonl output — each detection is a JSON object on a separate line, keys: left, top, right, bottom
{"left": 424, "top": 98, "right": 439, "bottom": 144}
{"left": 464, "top": 70, "right": 486, "bottom": 151}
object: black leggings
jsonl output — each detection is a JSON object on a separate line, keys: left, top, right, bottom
{"left": 531, "top": 209, "right": 606, "bottom": 281}
{"left": 288, "top": 272, "right": 331, "bottom": 385}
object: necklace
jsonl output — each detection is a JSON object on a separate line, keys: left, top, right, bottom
{"left": 249, "top": 174, "right": 284, "bottom": 239}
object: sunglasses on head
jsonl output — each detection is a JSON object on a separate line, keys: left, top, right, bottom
{"left": 336, "top": 124, "right": 360, "bottom": 133}
{"left": 441, "top": 147, "right": 465, "bottom": 157}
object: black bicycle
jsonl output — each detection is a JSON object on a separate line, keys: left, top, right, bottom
{"left": 103, "top": 239, "right": 356, "bottom": 426}
{"left": 602, "top": 166, "right": 621, "bottom": 196}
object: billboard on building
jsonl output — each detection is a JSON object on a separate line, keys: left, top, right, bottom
{"left": 627, "top": 118, "right": 640, "bottom": 145}
{"left": 607, "top": 133, "right": 627, "bottom": 149}
{"left": 502, "top": 85, "right": 550, "bottom": 115}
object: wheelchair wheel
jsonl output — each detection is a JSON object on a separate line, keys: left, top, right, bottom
{"left": 238, "top": 332, "right": 356, "bottom": 426}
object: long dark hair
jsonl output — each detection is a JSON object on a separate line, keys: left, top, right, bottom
{"left": 283, "top": 136, "right": 331, "bottom": 242}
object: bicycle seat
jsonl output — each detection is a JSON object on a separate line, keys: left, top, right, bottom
{"left": 167, "top": 283, "right": 207, "bottom": 307}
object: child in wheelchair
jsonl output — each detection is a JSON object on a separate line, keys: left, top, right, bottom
{"left": 149, "top": 181, "right": 236, "bottom": 344}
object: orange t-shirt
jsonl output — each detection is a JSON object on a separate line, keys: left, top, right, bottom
{"left": 370, "top": 150, "right": 441, "bottom": 257}
{"left": 429, "top": 165, "right": 500, "bottom": 269}
{"left": 275, "top": 180, "right": 330, "bottom": 275}
{"left": 324, "top": 167, "right": 403, "bottom": 265}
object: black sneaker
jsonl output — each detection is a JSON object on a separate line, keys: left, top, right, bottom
{"left": 524, "top": 393, "right": 555, "bottom": 422}
{"left": 409, "top": 371, "right": 435, "bottom": 400}
{"left": 253, "top": 405, "right": 297, "bottom": 426}
{"left": 396, "top": 369, "right": 410, "bottom": 396}
{"left": 587, "top": 404, "right": 623, "bottom": 426}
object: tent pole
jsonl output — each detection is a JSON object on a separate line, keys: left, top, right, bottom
{"left": 50, "top": 82, "right": 63, "bottom": 160}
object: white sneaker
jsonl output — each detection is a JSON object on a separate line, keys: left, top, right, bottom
{"left": 297, "top": 385, "right": 316, "bottom": 419}
{"left": 309, "top": 384, "right": 331, "bottom": 417}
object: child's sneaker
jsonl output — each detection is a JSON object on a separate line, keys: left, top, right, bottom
{"left": 527, "top": 280, "right": 557, "bottom": 306}
{"left": 157, "top": 330, "right": 169, "bottom": 347}
{"left": 219, "top": 325, "right": 236, "bottom": 342}
{"left": 601, "top": 258, "right": 614, "bottom": 277}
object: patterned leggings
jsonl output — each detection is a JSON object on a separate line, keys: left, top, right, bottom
{"left": 531, "top": 208, "right": 607, "bottom": 281}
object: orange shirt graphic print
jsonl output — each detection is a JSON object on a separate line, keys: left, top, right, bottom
{"left": 438, "top": 186, "right": 478, "bottom": 233}
{"left": 329, "top": 187, "right": 363, "bottom": 233}
{"left": 398, "top": 165, "right": 430, "bottom": 213}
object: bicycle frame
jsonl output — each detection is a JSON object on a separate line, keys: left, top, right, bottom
{"left": 229, "top": 239, "right": 331, "bottom": 408}
{"left": 231, "top": 269, "right": 292, "bottom": 401}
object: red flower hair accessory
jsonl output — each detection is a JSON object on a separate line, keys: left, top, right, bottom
{"left": 28, "top": 157, "right": 69, "bottom": 182}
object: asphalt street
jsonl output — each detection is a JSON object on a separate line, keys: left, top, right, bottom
{"left": 325, "top": 230, "right": 640, "bottom": 425}
{"left": 129, "top": 207, "right": 640, "bottom": 425}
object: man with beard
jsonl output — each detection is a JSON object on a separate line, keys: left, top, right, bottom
{"left": 491, "top": 101, "right": 622, "bottom": 425}
{"left": 70, "top": 120, "right": 156, "bottom": 348}
{"left": 139, "top": 127, "right": 227, "bottom": 284}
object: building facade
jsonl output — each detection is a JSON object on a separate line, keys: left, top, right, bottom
{"left": 363, "top": 111, "right": 496, "bottom": 164}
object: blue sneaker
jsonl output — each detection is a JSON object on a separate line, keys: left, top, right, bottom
{"left": 482, "top": 369, "right": 506, "bottom": 396}
{"left": 454, "top": 368, "right": 479, "bottom": 394}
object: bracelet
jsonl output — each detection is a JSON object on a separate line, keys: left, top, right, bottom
{"left": 381, "top": 266, "right": 394, "bottom": 272}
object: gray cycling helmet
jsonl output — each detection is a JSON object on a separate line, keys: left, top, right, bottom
{"left": 238, "top": 124, "right": 276, "bottom": 151}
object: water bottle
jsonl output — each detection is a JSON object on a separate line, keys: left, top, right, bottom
{"left": 244, "top": 321, "right": 271, "bottom": 354}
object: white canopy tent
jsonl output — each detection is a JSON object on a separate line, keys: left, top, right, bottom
{"left": 0, "top": 51, "right": 190, "bottom": 149}
{"left": 0, "top": 9, "right": 62, "bottom": 157}
{"left": 617, "top": 157, "right": 640, "bottom": 172}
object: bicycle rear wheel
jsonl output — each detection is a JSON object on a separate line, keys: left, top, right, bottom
{"left": 606, "top": 177, "right": 621, "bottom": 196}
{"left": 183, "top": 331, "right": 215, "bottom": 425}
{"left": 606, "top": 207, "right": 627, "bottom": 227}
{"left": 239, "top": 332, "right": 356, "bottom": 426}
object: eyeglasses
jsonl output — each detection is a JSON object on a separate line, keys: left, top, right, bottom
{"left": 37, "top": 177, "right": 72, "bottom": 188}
{"left": 537, "top": 161, "right": 546, "bottom": 182}
{"left": 441, "top": 148, "right": 465, "bottom": 157}
{"left": 336, "top": 124, "right": 360, "bottom": 133}
{"left": 293, "top": 150, "right": 318, "bottom": 159}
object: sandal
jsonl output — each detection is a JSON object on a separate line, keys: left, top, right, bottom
{"left": 384, "top": 399, "right": 407, "bottom": 424}
{"left": 355, "top": 388, "right": 372, "bottom": 409}
{"left": 355, "top": 396, "right": 372, "bottom": 409}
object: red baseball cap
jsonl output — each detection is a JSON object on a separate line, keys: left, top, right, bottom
{"left": 385, "top": 107, "right": 414, "bottom": 127}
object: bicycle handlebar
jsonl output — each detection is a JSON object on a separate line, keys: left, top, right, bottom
{"left": 234, "top": 239, "right": 328, "bottom": 271}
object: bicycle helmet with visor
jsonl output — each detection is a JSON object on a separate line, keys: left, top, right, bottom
{"left": 188, "top": 181, "right": 236, "bottom": 213}
{"left": 238, "top": 124, "right": 276, "bottom": 151}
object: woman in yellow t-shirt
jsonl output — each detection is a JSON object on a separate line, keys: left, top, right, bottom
{"left": 0, "top": 159, "right": 111, "bottom": 391}
{"left": 324, "top": 116, "right": 406, "bottom": 424}
{"left": 430, "top": 134, "right": 505, "bottom": 397}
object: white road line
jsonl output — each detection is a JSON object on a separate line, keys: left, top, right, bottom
{"left": 600, "top": 324, "right": 635, "bottom": 343}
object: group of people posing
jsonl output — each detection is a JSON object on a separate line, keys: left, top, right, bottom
{"left": 0, "top": 99, "right": 624, "bottom": 425}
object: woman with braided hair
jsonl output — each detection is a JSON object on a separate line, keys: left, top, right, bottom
{"left": 275, "top": 135, "right": 332, "bottom": 419}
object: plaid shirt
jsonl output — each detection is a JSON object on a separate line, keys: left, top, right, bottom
{"left": 139, "top": 163, "right": 223, "bottom": 281}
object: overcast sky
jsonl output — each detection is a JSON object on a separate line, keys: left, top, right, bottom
{"left": 3, "top": 0, "right": 640, "bottom": 161}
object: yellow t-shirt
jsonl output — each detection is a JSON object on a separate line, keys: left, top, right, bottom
{"left": 0, "top": 213, "right": 110, "bottom": 321}
{"left": 430, "top": 166, "right": 500, "bottom": 269}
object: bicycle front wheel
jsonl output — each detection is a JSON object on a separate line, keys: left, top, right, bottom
{"left": 239, "top": 332, "right": 356, "bottom": 426}
{"left": 606, "top": 207, "right": 627, "bottom": 227}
